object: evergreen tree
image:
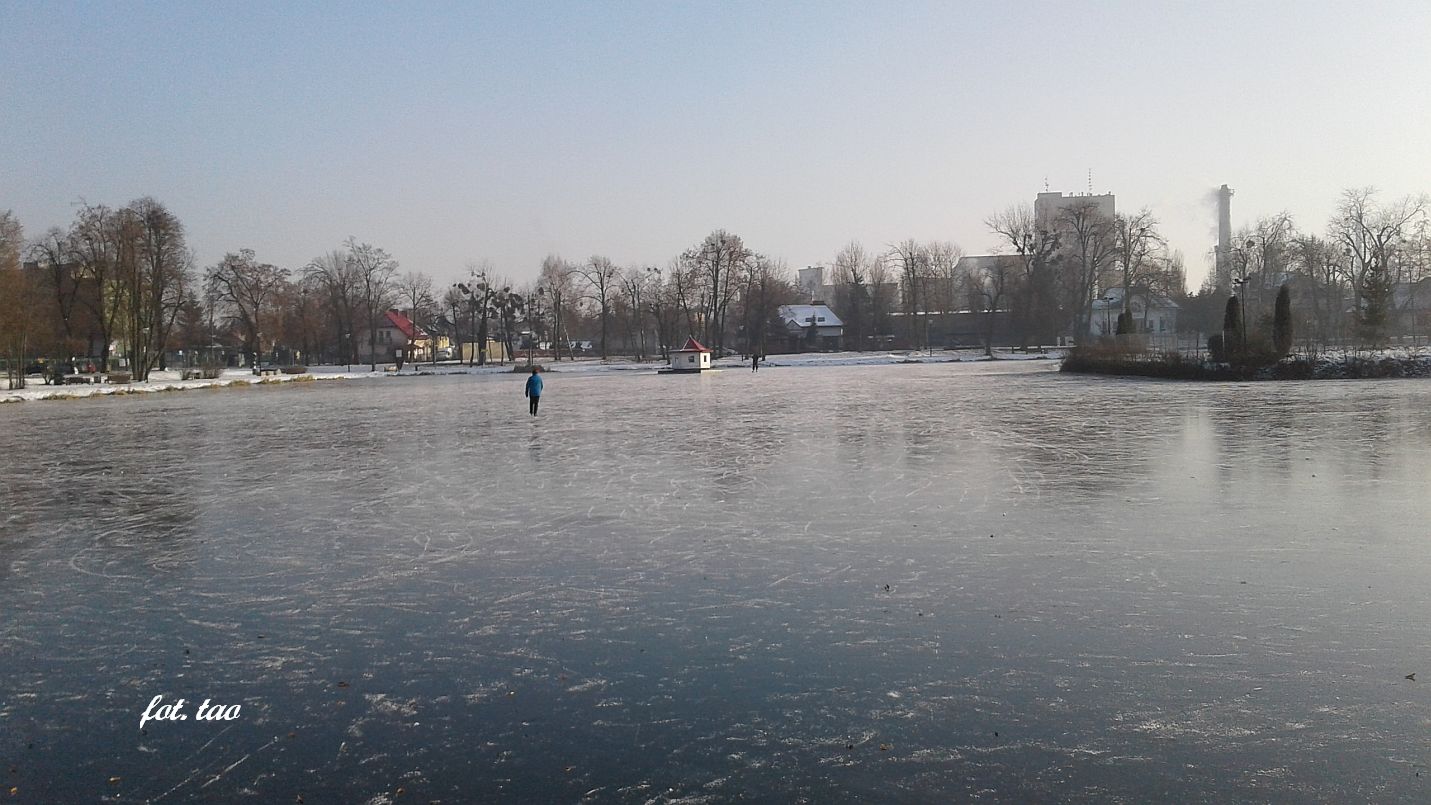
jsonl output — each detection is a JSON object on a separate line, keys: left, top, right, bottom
{"left": 1273, "top": 283, "right": 1293, "bottom": 356}
{"left": 1359, "top": 268, "right": 1394, "bottom": 346}
{"left": 1115, "top": 310, "right": 1134, "bottom": 335}
{"left": 1222, "top": 296, "right": 1243, "bottom": 360}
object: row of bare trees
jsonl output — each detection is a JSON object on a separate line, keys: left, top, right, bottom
{"left": 813, "top": 205, "right": 1183, "bottom": 354}
{"left": 1209, "top": 188, "right": 1429, "bottom": 347}
{"left": 9, "top": 199, "right": 194, "bottom": 384}
{"left": 8, "top": 198, "right": 424, "bottom": 380}
{"left": 527, "top": 232, "right": 799, "bottom": 362}
{"left": 11, "top": 187, "right": 1420, "bottom": 387}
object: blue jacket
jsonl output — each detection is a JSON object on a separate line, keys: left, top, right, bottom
{"left": 525, "top": 373, "right": 543, "bottom": 397}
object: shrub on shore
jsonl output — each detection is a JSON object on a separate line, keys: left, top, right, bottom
{"left": 1061, "top": 344, "right": 1431, "bottom": 381}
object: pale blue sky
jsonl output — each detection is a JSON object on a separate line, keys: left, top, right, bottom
{"left": 3, "top": 1, "right": 1429, "bottom": 288}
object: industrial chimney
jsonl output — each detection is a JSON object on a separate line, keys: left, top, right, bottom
{"left": 1215, "top": 184, "right": 1234, "bottom": 290}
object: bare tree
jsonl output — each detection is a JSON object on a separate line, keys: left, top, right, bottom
{"left": 1329, "top": 187, "right": 1427, "bottom": 345}
{"left": 305, "top": 249, "right": 365, "bottom": 366}
{"left": 538, "top": 255, "right": 576, "bottom": 362}
{"left": 986, "top": 204, "right": 1060, "bottom": 346}
{"left": 70, "top": 203, "right": 126, "bottom": 371}
{"left": 1053, "top": 201, "right": 1117, "bottom": 340}
{"left": 888, "top": 239, "right": 931, "bottom": 348}
{"left": 492, "top": 285, "right": 524, "bottom": 365}
{"left": 440, "top": 284, "right": 466, "bottom": 362}
{"left": 119, "top": 198, "right": 193, "bottom": 380}
{"left": 27, "top": 227, "right": 86, "bottom": 358}
{"left": 1112, "top": 210, "right": 1165, "bottom": 333}
{"left": 669, "top": 257, "right": 702, "bottom": 341}
{"left": 1289, "top": 233, "right": 1345, "bottom": 345}
{"left": 681, "top": 231, "right": 757, "bottom": 353}
{"left": 575, "top": 255, "right": 620, "bottom": 359}
{"left": 831, "top": 241, "right": 871, "bottom": 350}
{"left": 396, "top": 271, "right": 435, "bottom": 361}
{"left": 971, "top": 256, "right": 1014, "bottom": 356}
{"left": 205, "top": 249, "right": 290, "bottom": 373}
{"left": 0, "top": 211, "right": 39, "bottom": 389}
{"left": 345, "top": 238, "right": 398, "bottom": 370}
{"left": 618, "top": 266, "right": 653, "bottom": 361}
{"left": 867, "top": 254, "right": 895, "bottom": 344}
{"left": 738, "top": 257, "right": 795, "bottom": 356}
{"left": 454, "top": 263, "right": 499, "bottom": 366}
{"left": 644, "top": 266, "right": 680, "bottom": 361}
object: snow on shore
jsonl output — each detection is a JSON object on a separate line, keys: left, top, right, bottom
{"left": 0, "top": 348, "right": 1064, "bottom": 403}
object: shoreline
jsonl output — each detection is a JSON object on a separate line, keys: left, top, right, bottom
{"left": 1061, "top": 348, "right": 1431, "bottom": 381}
{"left": 1, "top": 349, "right": 1062, "bottom": 403}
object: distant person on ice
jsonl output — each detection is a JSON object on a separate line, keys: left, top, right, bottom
{"left": 751, "top": 353, "right": 759, "bottom": 372}
{"left": 524, "top": 366, "right": 543, "bottom": 416}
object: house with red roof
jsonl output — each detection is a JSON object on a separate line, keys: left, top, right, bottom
{"left": 665, "top": 336, "right": 711, "bottom": 373}
{"left": 358, "top": 309, "right": 437, "bottom": 363}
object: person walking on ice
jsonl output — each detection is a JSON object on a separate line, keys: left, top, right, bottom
{"left": 524, "top": 366, "right": 543, "bottom": 416}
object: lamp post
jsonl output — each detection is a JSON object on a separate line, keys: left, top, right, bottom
{"left": 527, "top": 286, "right": 545, "bottom": 367}
{"left": 1342, "top": 247, "right": 1354, "bottom": 347}
{"left": 1232, "top": 277, "right": 1249, "bottom": 355}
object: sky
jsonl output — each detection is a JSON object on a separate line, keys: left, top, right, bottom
{"left": 4, "top": 1, "right": 1430, "bottom": 290}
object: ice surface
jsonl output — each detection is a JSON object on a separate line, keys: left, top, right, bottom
{"left": 4, "top": 361, "right": 1431, "bottom": 801}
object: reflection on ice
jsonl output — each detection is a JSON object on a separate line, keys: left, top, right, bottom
{"left": 4, "top": 362, "right": 1431, "bottom": 801}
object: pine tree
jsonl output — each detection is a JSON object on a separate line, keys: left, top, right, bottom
{"left": 1222, "top": 296, "right": 1243, "bottom": 360}
{"left": 1273, "top": 284, "right": 1293, "bottom": 356}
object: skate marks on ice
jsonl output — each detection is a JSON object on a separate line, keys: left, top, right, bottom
{"left": 5, "top": 366, "right": 1431, "bottom": 799}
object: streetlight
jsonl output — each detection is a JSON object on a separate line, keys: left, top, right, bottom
{"left": 527, "top": 286, "right": 545, "bottom": 367}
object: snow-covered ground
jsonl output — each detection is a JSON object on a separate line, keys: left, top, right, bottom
{"left": 0, "top": 348, "right": 1064, "bottom": 402}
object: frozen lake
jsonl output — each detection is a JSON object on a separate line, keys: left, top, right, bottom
{"left": 4, "top": 361, "right": 1431, "bottom": 802}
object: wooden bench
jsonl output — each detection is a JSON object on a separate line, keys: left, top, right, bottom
{"left": 257, "top": 367, "right": 280, "bottom": 377}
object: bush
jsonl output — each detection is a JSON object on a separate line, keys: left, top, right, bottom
{"left": 1207, "top": 333, "right": 1226, "bottom": 362}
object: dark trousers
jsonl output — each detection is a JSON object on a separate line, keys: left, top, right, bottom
{"left": 529, "top": 395, "right": 540, "bottom": 416}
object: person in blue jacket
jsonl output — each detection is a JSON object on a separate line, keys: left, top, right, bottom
{"left": 524, "top": 366, "right": 543, "bottom": 416}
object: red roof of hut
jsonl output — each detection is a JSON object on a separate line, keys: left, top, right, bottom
{"left": 672, "top": 337, "right": 710, "bottom": 353}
